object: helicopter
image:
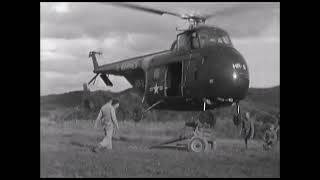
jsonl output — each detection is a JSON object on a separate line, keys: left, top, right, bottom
{"left": 87, "top": 2, "right": 250, "bottom": 126}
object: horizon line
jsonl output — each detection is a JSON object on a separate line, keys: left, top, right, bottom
{"left": 41, "top": 84, "right": 280, "bottom": 97}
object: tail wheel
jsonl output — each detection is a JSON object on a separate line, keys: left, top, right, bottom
{"left": 188, "top": 137, "right": 207, "bottom": 153}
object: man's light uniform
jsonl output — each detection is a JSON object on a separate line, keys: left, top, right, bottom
{"left": 94, "top": 101, "right": 119, "bottom": 149}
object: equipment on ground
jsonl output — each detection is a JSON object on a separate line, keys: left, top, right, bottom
{"left": 150, "top": 120, "right": 217, "bottom": 153}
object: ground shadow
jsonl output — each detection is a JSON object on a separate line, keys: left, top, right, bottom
{"left": 69, "top": 141, "right": 96, "bottom": 151}
{"left": 149, "top": 145, "right": 188, "bottom": 151}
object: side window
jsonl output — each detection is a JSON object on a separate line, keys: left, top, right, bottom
{"left": 154, "top": 68, "right": 160, "bottom": 79}
{"left": 191, "top": 32, "right": 200, "bottom": 49}
{"left": 170, "top": 40, "right": 177, "bottom": 51}
{"left": 199, "top": 33, "right": 208, "bottom": 48}
{"left": 178, "top": 33, "right": 190, "bottom": 51}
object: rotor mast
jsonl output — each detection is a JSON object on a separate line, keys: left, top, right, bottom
{"left": 185, "top": 17, "right": 206, "bottom": 29}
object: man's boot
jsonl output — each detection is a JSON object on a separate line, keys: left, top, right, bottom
{"left": 92, "top": 144, "right": 103, "bottom": 153}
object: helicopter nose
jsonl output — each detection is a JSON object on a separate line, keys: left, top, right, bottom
{"left": 230, "top": 66, "right": 249, "bottom": 98}
{"left": 207, "top": 46, "right": 249, "bottom": 100}
{"left": 223, "top": 48, "right": 249, "bottom": 99}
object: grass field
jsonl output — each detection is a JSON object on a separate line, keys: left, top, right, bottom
{"left": 40, "top": 118, "right": 280, "bottom": 178}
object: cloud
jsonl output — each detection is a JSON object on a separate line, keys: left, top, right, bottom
{"left": 40, "top": 31, "right": 174, "bottom": 95}
{"left": 41, "top": 2, "right": 279, "bottom": 39}
{"left": 233, "top": 36, "right": 279, "bottom": 45}
{"left": 41, "top": 2, "right": 177, "bottom": 39}
{"left": 51, "top": 2, "right": 70, "bottom": 14}
{"left": 40, "top": 32, "right": 173, "bottom": 72}
{"left": 41, "top": 71, "right": 131, "bottom": 95}
{"left": 233, "top": 37, "right": 279, "bottom": 88}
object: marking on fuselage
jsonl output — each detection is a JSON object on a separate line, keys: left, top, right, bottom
{"left": 149, "top": 83, "right": 163, "bottom": 95}
{"left": 117, "top": 62, "right": 138, "bottom": 71}
{"left": 232, "top": 63, "right": 246, "bottom": 70}
{"left": 134, "top": 80, "right": 144, "bottom": 88}
{"left": 153, "top": 83, "right": 159, "bottom": 94}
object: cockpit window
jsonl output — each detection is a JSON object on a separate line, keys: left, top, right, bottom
{"left": 221, "top": 36, "right": 231, "bottom": 44}
{"left": 198, "top": 28, "right": 232, "bottom": 47}
{"left": 176, "top": 28, "right": 231, "bottom": 51}
{"left": 177, "top": 32, "right": 200, "bottom": 50}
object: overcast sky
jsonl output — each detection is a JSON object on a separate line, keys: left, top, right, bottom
{"left": 40, "top": 2, "right": 279, "bottom": 96}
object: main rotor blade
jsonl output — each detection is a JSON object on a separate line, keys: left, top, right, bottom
{"left": 203, "top": 3, "right": 264, "bottom": 20}
{"left": 105, "top": 2, "right": 183, "bottom": 18}
{"left": 88, "top": 73, "right": 99, "bottom": 85}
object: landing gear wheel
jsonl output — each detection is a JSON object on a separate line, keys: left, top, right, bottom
{"left": 188, "top": 137, "right": 207, "bottom": 152}
{"left": 233, "top": 103, "right": 242, "bottom": 126}
{"left": 233, "top": 114, "right": 241, "bottom": 126}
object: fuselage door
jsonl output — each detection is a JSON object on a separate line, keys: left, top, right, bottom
{"left": 182, "top": 31, "right": 202, "bottom": 96}
{"left": 165, "top": 62, "right": 183, "bottom": 97}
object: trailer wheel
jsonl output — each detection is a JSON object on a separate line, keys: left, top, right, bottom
{"left": 188, "top": 137, "right": 206, "bottom": 152}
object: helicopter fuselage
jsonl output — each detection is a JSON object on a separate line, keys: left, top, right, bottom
{"left": 92, "top": 26, "right": 249, "bottom": 111}
{"left": 142, "top": 44, "right": 249, "bottom": 111}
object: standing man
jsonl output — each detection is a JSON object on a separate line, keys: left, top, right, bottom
{"left": 93, "top": 99, "right": 120, "bottom": 152}
{"left": 240, "top": 112, "right": 254, "bottom": 149}
{"left": 263, "top": 124, "right": 278, "bottom": 150}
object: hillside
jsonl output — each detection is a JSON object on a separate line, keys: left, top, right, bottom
{"left": 247, "top": 86, "right": 280, "bottom": 109}
{"left": 41, "top": 86, "right": 279, "bottom": 121}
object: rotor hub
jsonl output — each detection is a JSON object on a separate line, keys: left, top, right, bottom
{"left": 185, "top": 17, "right": 206, "bottom": 29}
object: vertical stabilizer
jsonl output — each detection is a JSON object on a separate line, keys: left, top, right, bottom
{"left": 88, "top": 51, "right": 102, "bottom": 71}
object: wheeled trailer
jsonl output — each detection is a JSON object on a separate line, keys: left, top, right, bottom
{"left": 150, "top": 125, "right": 217, "bottom": 153}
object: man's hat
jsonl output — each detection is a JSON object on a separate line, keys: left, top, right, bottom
{"left": 270, "top": 124, "right": 275, "bottom": 130}
{"left": 111, "top": 99, "right": 120, "bottom": 105}
{"left": 245, "top": 111, "right": 250, "bottom": 118}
